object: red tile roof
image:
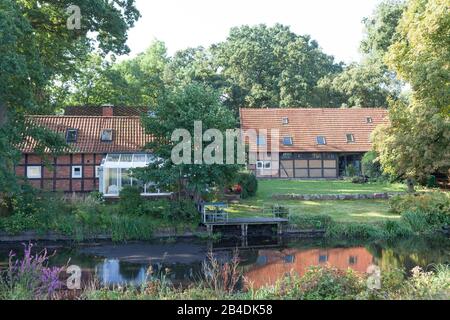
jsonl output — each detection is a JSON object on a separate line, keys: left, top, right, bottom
{"left": 21, "top": 116, "right": 152, "bottom": 153}
{"left": 239, "top": 108, "right": 389, "bottom": 153}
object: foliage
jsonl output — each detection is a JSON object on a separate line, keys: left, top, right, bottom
{"left": 297, "top": 266, "right": 365, "bottom": 300}
{"left": 389, "top": 192, "right": 450, "bottom": 215}
{"left": 362, "top": 151, "right": 383, "bottom": 179}
{"left": 0, "top": 192, "right": 198, "bottom": 241}
{"left": 235, "top": 171, "right": 258, "bottom": 199}
{"left": 345, "top": 164, "right": 357, "bottom": 177}
{"left": 0, "top": 0, "right": 140, "bottom": 200}
{"left": 118, "top": 186, "right": 143, "bottom": 215}
{"left": 374, "top": 0, "right": 450, "bottom": 181}
{"left": 0, "top": 243, "right": 63, "bottom": 300}
{"left": 212, "top": 24, "right": 342, "bottom": 111}
{"left": 360, "top": 0, "right": 406, "bottom": 60}
{"left": 325, "top": 222, "right": 387, "bottom": 240}
{"left": 138, "top": 83, "right": 241, "bottom": 201}
{"left": 385, "top": 0, "right": 449, "bottom": 116}
{"left": 392, "top": 265, "right": 450, "bottom": 300}
{"left": 351, "top": 176, "right": 367, "bottom": 184}
{"left": 373, "top": 100, "right": 450, "bottom": 182}
{"left": 56, "top": 40, "right": 169, "bottom": 107}
{"left": 202, "top": 251, "right": 242, "bottom": 294}
{"left": 317, "top": 62, "right": 400, "bottom": 107}
{"left": 289, "top": 214, "right": 333, "bottom": 230}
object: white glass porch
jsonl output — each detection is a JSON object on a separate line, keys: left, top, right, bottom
{"left": 99, "top": 153, "right": 171, "bottom": 197}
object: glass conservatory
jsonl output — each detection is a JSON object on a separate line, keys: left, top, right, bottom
{"left": 99, "top": 153, "right": 170, "bottom": 197}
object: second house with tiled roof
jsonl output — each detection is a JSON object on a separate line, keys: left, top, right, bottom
{"left": 239, "top": 108, "right": 388, "bottom": 179}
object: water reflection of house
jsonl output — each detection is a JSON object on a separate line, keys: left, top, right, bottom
{"left": 244, "top": 247, "right": 374, "bottom": 288}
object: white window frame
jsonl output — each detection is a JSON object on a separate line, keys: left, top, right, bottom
{"left": 27, "top": 166, "right": 42, "bottom": 179}
{"left": 95, "top": 165, "right": 100, "bottom": 178}
{"left": 72, "top": 165, "right": 83, "bottom": 179}
{"left": 256, "top": 161, "right": 271, "bottom": 170}
{"left": 282, "top": 117, "right": 289, "bottom": 125}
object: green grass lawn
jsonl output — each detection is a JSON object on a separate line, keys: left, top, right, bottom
{"left": 256, "top": 179, "right": 406, "bottom": 198}
{"left": 228, "top": 179, "right": 405, "bottom": 223}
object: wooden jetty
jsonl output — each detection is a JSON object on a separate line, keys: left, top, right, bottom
{"left": 204, "top": 217, "right": 289, "bottom": 237}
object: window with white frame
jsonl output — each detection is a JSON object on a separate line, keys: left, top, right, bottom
{"left": 72, "top": 166, "right": 82, "bottom": 178}
{"left": 256, "top": 161, "right": 271, "bottom": 170}
{"left": 282, "top": 117, "right": 289, "bottom": 125}
{"left": 95, "top": 166, "right": 100, "bottom": 178}
{"left": 27, "top": 166, "right": 42, "bottom": 179}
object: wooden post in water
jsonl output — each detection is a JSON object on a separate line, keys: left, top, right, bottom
{"left": 241, "top": 224, "right": 248, "bottom": 237}
{"left": 207, "top": 224, "right": 213, "bottom": 236}
{"left": 277, "top": 223, "right": 283, "bottom": 235}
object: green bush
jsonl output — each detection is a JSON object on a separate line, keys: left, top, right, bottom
{"left": 361, "top": 151, "right": 382, "bottom": 179}
{"left": 236, "top": 171, "right": 258, "bottom": 199}
{"left": 390, "top": 192, "right": 450, "bottom": 232}
{"left": 382, "top": 220, "right": 413, "bottom": 238}
{"left": 351, "top": 176, "right": 367, "bottom": 184}
{"left": 298, "top": 266, "right": 365, "bottom": 300}
{"left": 325, "top": 222, "right": 386, "bottom": 240}
{"left": 139, "top": 199, "right": 171, "bottom": 218}
{"left": 169, "top": 199, "right": 198, "bottom": 221}
{"left": 118, "top": 186, "right": 143, "bottom": 215}
{"left": 345, "top": 164, "right": 357, "bottom": 177}
{"left": 389, "top": 191, "right": 450, "bottom": 215}
{"left": 289, "top": 214, "right": 333, "bottom": 230}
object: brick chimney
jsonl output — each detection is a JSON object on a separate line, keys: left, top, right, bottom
{"left": 101, "top": 104, "right": 114, "bottom": 117}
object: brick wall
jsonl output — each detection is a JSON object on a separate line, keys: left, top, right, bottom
{"left": 15, "top": 153, "right": 105, "bottom": 193}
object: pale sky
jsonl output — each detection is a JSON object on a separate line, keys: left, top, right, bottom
{"left": 125, "top": 0, "right": 382, "bottom": 64}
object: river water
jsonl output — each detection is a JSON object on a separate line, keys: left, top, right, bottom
{"left": 0, "top": 236, "right": 449, "bottom": 289}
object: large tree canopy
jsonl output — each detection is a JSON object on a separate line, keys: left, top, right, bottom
{"left": 373, "top": 0, "right": 450, "bottom": 182}
{"left": 385, "top": 0, "right": 449, "bottom": 115}
{"left": 360, "top": 0, "right": 406, "bottom": 61}
{"left": 317, "top": 61, "right": 401, "bottom": 108}
{"left": 0, "top": 0, "right": 140, "bottom": 198}
{"left": 317, "top": 0, "right": 405, "bottom": 108}
{"left": 211, "top": 24, "right": 343, "bottom": 110}
{"left": 60, "top": 40, "right": 169, "bottom": 107}
{"left": 138, "top": 84, "right": 241, "bottom": 200}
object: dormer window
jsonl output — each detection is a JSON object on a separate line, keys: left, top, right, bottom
{"left": 346, "top": 134, "right": 355, "bottom": 143}
{"left": 66, "top": 129, "right": 78, "bottom": 143}
{"left": 101, "top": 129, "right": 113, "bottom": 142}
{"left": 316, "top": 136, "right": 326, "bottom": 145}
{"left": 366, "top": 117, "right": 373, "bottom": 123}
{"left": 282, "top": 117, "right": 289, "bottom": 125}
{"left": 282, "top": 136, "right": 293, "bottom": 146}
